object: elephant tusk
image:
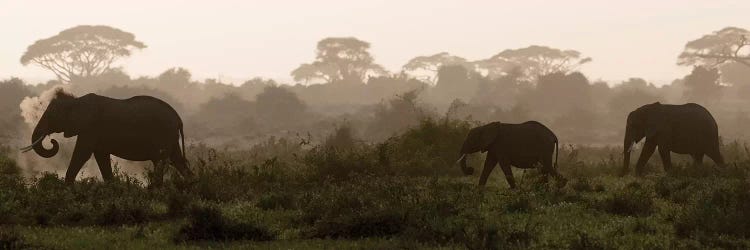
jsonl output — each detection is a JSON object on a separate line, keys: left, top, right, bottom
{"left": 20, "top": 136, "right": 45, "bottom": 153}
{"left": 625, "top": 142, "right": 635, "bottom": 153}
{"left": 455, "top": 154, "right": 467, "bottom": 165}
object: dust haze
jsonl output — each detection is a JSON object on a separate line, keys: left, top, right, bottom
{"left": 2, "top": 17, "right": 750, "bottom": 178}
{"left": 4, "top": 2, "right": 750, "bottom": 248}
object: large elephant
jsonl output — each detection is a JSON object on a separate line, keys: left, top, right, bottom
{"left": 457, "top": 121, "right": 565, "bottom": 188}
{"left": 21, "top": 90, "right": 193, "bottom": 184}
{"left": 622, "top": 102, "right": 725, "bottom": 176}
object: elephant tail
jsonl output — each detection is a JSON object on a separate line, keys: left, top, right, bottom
{"left": 549, "top": 128, "right": 559, "bottom": 170}
{"left": 179, "top": 125, "right": 187, "bottom": 163}
{"left": 554, "top": 139, "right": 559, "bottom": 170}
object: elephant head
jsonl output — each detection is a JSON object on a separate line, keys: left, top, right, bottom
{"left": 456, "top": 122, "right": 502, "bottom": 175}
{"left": 622, "top": 102, "right": 666, "bottom": 171}
{"left": 21, "top": 91, "right": 91, "bottom": 158}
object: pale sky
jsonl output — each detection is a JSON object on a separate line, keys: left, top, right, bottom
{"left": 1, "top": 0, "right": 748, "bottom": 85}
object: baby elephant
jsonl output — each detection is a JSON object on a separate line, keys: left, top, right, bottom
{"left": 456, "top": 121, "right": 565, "bottom": 188}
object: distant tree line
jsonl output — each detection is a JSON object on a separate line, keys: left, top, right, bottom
{"left": 3, "top": 25, "right": 749, "bottom": 144}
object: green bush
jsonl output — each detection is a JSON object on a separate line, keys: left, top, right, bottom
{"left": 165, "top": 190, "right": 194, "bottom": 217}
{"left": 20, "top": 173, "right": 158, "bottom": 226}
{"left": 0, "top": 154, "right": 25, "bottom": 225}
{"left": 571, "top": 178, "right": 594, "bottom": 192}
{"left": 299, "top": 176, "right": 411, "bottom": 238}
{"left": 302, "top": 145, "right": 381, "bottom": 182}
{"left": 568, "top": 231, "right": 607, "bottom": 250}
{"left": 174, "top": 205, "right": 275, "bottom": 242}
{"left": 298, "top": 175, "right": 490, "bottom": 245}
{"left": 256, "top": 191, "right": 295, "bottom": 210}
{"left": 504, "top": 192, "right": 536, "bottom": 213}
{"left": 378, "top": 118, "right": 472, "bottom": 177}
{"left": 177, "top": 154, "right": 293, "bottom": 202}
{"left": 675, "top": 180, "right": 750, "bottom": 238}
{"left": 599, "top": 182, "right": 654, "bottom": 217}
{"left": 0, "top": 227, "right": 27, "bottom": 250}
{"left": 654, "top": 177, "right": 700, "bottom": 204}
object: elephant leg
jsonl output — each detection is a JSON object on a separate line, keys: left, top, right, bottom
{"left": 478, "top": 154, "right": 498, "bottom": 187}
{"left": 94, "top": 153, "right": 114, "bottom": 182}
{"left": 658, "top": 147, "right": 673, "bottom": 173}
{"left": 542, "top": 156, "right": 566, "bottom": 187}
{"left": 497, "top": 158, "right": 516, "bottom": 189}
{"left": 65, "top": 142, "right": 93, "bottom": 184}
{"left": 150, "top": 159, "right": 166, "bottom": 187}
{"left": 706, "top": 149, "right": 726, "bottom": 167}
{"left": 691, "top": 154, "right": 704, "bottom": 167}
{"left": 170, "top": 149, "right": 193, "bottom": 178}
{"left": 635, "top": 140, "right": 657, "bottom": 176}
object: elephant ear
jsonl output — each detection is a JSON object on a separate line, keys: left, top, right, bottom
{"left": 64, "top": 96, "right": 97, "bottom": 138}
{"left": 477, "top": 122, "right": 502, "bottom": 152}
{"left": 645, "top": 103, "right": 667, "bottom": 138}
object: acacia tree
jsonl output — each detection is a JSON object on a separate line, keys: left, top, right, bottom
{"left": 20, "top": 25, "right": 146, "bottom": 83}
{"left": 474, "top": 45, "right": 591, "bottom": 81}
{"left": 291, "top": 37, "right": 387, "bottom": 84}
{"left": 678, "top": 27, "right": 750, "bottom": 68}
{"left": 402, "top": 52, "right": 468, "bottom": 84}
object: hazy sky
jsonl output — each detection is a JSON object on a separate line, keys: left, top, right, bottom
{"left": 1, "top": 0, "right": 748, "bottom": 85}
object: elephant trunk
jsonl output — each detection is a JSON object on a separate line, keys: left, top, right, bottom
{"left": 30, "top": 118, "right": 59, "bottom": 158}
{"left": 457, "top": 154, "right": 473, "bottom": 175}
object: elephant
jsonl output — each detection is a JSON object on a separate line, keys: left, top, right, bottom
{"left": 622, "top": 102, "right": 725, "bottom": 176}
{"left": 457, "top": 121, "right": 566, "bottom": 189}
{"left": 20, "top": 89, "right": 193, "bottom": 185}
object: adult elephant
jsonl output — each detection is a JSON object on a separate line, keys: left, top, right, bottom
{"left": 622, "top": 102, "right": 725, "bottom": 176}
{"left": 456, "top": 121, "right": 566, "bottom": 189}
{"left": 21, "top": 89, "right": 193, "bottom": 185}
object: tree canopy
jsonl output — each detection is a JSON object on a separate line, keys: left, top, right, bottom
{"left": 291, "top": 37, "right": 387, "bottom": 84}
{"left": 402, "top": 52, "right": 468, "bottom": 84}
{"left": 20, "top": 25, "right": 146, "bottom": 83}
{"left": 678, "top": 27, "right": 750, "bottom": 68}
{"left": 475, "top": 45, "right": 591, "bottom": 80}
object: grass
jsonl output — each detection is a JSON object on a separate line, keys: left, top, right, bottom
{"left": 3, "top": 120, "right": 750, "bottom": 249}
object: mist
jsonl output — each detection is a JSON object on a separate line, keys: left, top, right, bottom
{"left": 2, "top": 3, "right": 750, "bottom": 248}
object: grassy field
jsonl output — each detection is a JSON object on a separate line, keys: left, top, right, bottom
{"left": 2, "top": 119, "right": 750, "bottom": 249}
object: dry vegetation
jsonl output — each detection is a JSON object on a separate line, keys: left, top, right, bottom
{"left": 3, "top": 119, "right": 750, "bottom": 248}
{"left": 3, "top": 26, "right": 750, "bottom": 249}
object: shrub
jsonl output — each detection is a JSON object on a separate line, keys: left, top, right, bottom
{"left": 674, "top": 180, "right": 750, "bottom": 238}
{"left": 298, "top": 176, "right": 487, "bottom": 243}
{"left": 599, "top": 182, "right": 654, "bottom": 216}
{"left": 174, "top": 205, "right": 275, "bottom": 242}
{"left": 166, "top": 190, "right": 194, "bottom": 217}
{"left": 0, "top": 154, "right": 25, "bottom": 225}
{"left": 654, "top": 177, "right": 700, "bottom": 204}
{"left": 568, "top": 231, "right": 606, "bottom": 250}
{"left": 299, "top": 176, "right": 410, "bottom": 238}
{"left": 256, "top": 191, "right": 295, "bottom": 210}
{"left": 378, "top": 118, "right": 472, "bottom": 176}
{"left": 0, "top": 152, "right": 20, "bottom": 176}
{"left": 22, "top": 173, "right": 158, "bottom": 226}
{"left": 504, "top": 193, "right": 536, "bottom": 213}
{"left": 571, "top": 178, "right": 594, "bottom": 192}
{"left": 309, "top": 209, "right": 405, "bottom": 239}
{"left": 324, "top": 124, "right": 360, "bottom": 150}
{"left": 302, "top": 145, "right": 380, "bottom": 182}
{"left": 0, "top": 227, "right": 27, "bottom": 250}
{"left": 179, "top": 151, "right": 293, "bottom": 202}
